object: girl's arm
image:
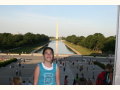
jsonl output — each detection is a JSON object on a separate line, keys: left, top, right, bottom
{"left": 56, "top": 66, "right": 60, "bottom": 85}
{"left": 33, "top": 65, "right": 39, "bottom": 85}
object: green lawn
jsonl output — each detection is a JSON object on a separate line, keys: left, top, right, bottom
{"left": 63, "top": 40, "right": 99, "bottom": 55}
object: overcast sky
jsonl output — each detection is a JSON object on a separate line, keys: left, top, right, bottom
{"left": 0, "top": 5, "right": 117, "bottom": 37}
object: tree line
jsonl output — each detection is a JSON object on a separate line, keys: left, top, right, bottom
{"left": 65, "top": 33, "right": 116, "bottom": 54}
{"left": 0, "top": 32, "right": 49, "bottom": 51}
{"left": 0, "top": 58, "right": 17, "bottom": 68}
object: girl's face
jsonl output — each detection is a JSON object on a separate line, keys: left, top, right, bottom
{"left": 44, "top": 49, "right": 54, "bottom": 62}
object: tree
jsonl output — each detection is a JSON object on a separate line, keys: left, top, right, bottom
{"left": 92, "top": 33, "right": 105, "bottom": 51}
{"left": 102, "top": 36, "right": 116, "bottom": 54}
{"left": 84, "top": 35, "right": 94, "bottom": 49}
{"left": 0, "top": 32, "right": 50, "bottom": 50}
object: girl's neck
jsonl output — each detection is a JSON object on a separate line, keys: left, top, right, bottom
{"left": 43, "top": 61, "right": 52, "bottom": 68}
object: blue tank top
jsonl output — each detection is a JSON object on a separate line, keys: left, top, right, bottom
{"left": 37, "top": 63, "right": 57, "bottom": 85}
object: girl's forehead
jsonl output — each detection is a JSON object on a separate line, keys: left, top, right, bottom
{"left": 45, "top": 49, "right": 52, "bottom": 52}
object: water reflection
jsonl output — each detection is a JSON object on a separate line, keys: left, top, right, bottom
{"left": 37, "top": 40, "right": 76, "bottom": 54}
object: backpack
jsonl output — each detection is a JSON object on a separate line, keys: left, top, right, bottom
{"left": 96, "top": 71, "right": 111, "bottom": 85}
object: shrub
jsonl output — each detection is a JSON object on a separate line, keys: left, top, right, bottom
{"left": 0, "top": 58, "right": 17, "bottom": 67}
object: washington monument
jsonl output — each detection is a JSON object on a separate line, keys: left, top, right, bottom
{"left": 55, "top": 23, "right": 59, "bottom": 56}
{"left": 56, "top": 23, "right": 59, "bottom": 40}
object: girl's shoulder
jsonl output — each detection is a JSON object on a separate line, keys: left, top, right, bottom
{"left": 37, "top": 62, "right": 42, "bottom": 67}
{"left": 52, "top": 62, "right": 57, "bottom": 66}
{"left": 52, "top": 62, "right": 58, "bottom": 70}
{"left": 52, "top": 62, "right": 57, "bottom": 65}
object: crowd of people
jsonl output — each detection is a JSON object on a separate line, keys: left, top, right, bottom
{"left": 3, "top": 47, "right": 113, "bottom": 85}
{"left": 55, "top": 54, "right": 113, "bottom": 85}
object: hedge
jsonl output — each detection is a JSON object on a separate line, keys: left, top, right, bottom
{"left": 0, "top": 58, "right": 17, "bottom": 67}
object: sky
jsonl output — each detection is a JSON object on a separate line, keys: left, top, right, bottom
{"left": 0, "top": 5, "right": 118, "bottom": 37}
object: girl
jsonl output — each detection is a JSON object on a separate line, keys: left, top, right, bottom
{"left": 33, "top": 47, "right": 60, "bottom": 85}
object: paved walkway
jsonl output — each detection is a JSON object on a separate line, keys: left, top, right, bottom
{"left": 0, "top": 55, "right": 114, "bottom": 85}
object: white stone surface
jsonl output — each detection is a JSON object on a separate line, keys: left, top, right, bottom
{"left": 113, "top": 5, "right": 120, "bottom": 85}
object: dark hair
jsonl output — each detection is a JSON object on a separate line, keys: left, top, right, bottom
{"left": 12, "top": 77, "right": 22, "bottom": 85}
{"left": 105, "top": 64, "right": 113, "bottom": 70}
{"left": 65, "top": 75, "right": 68, "bottom": 79}
{"left": 23, "top": 81, "right": 26, "bottom": 83}
{"left": 42, "top": 47, "right": 54, "bottom": 57}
